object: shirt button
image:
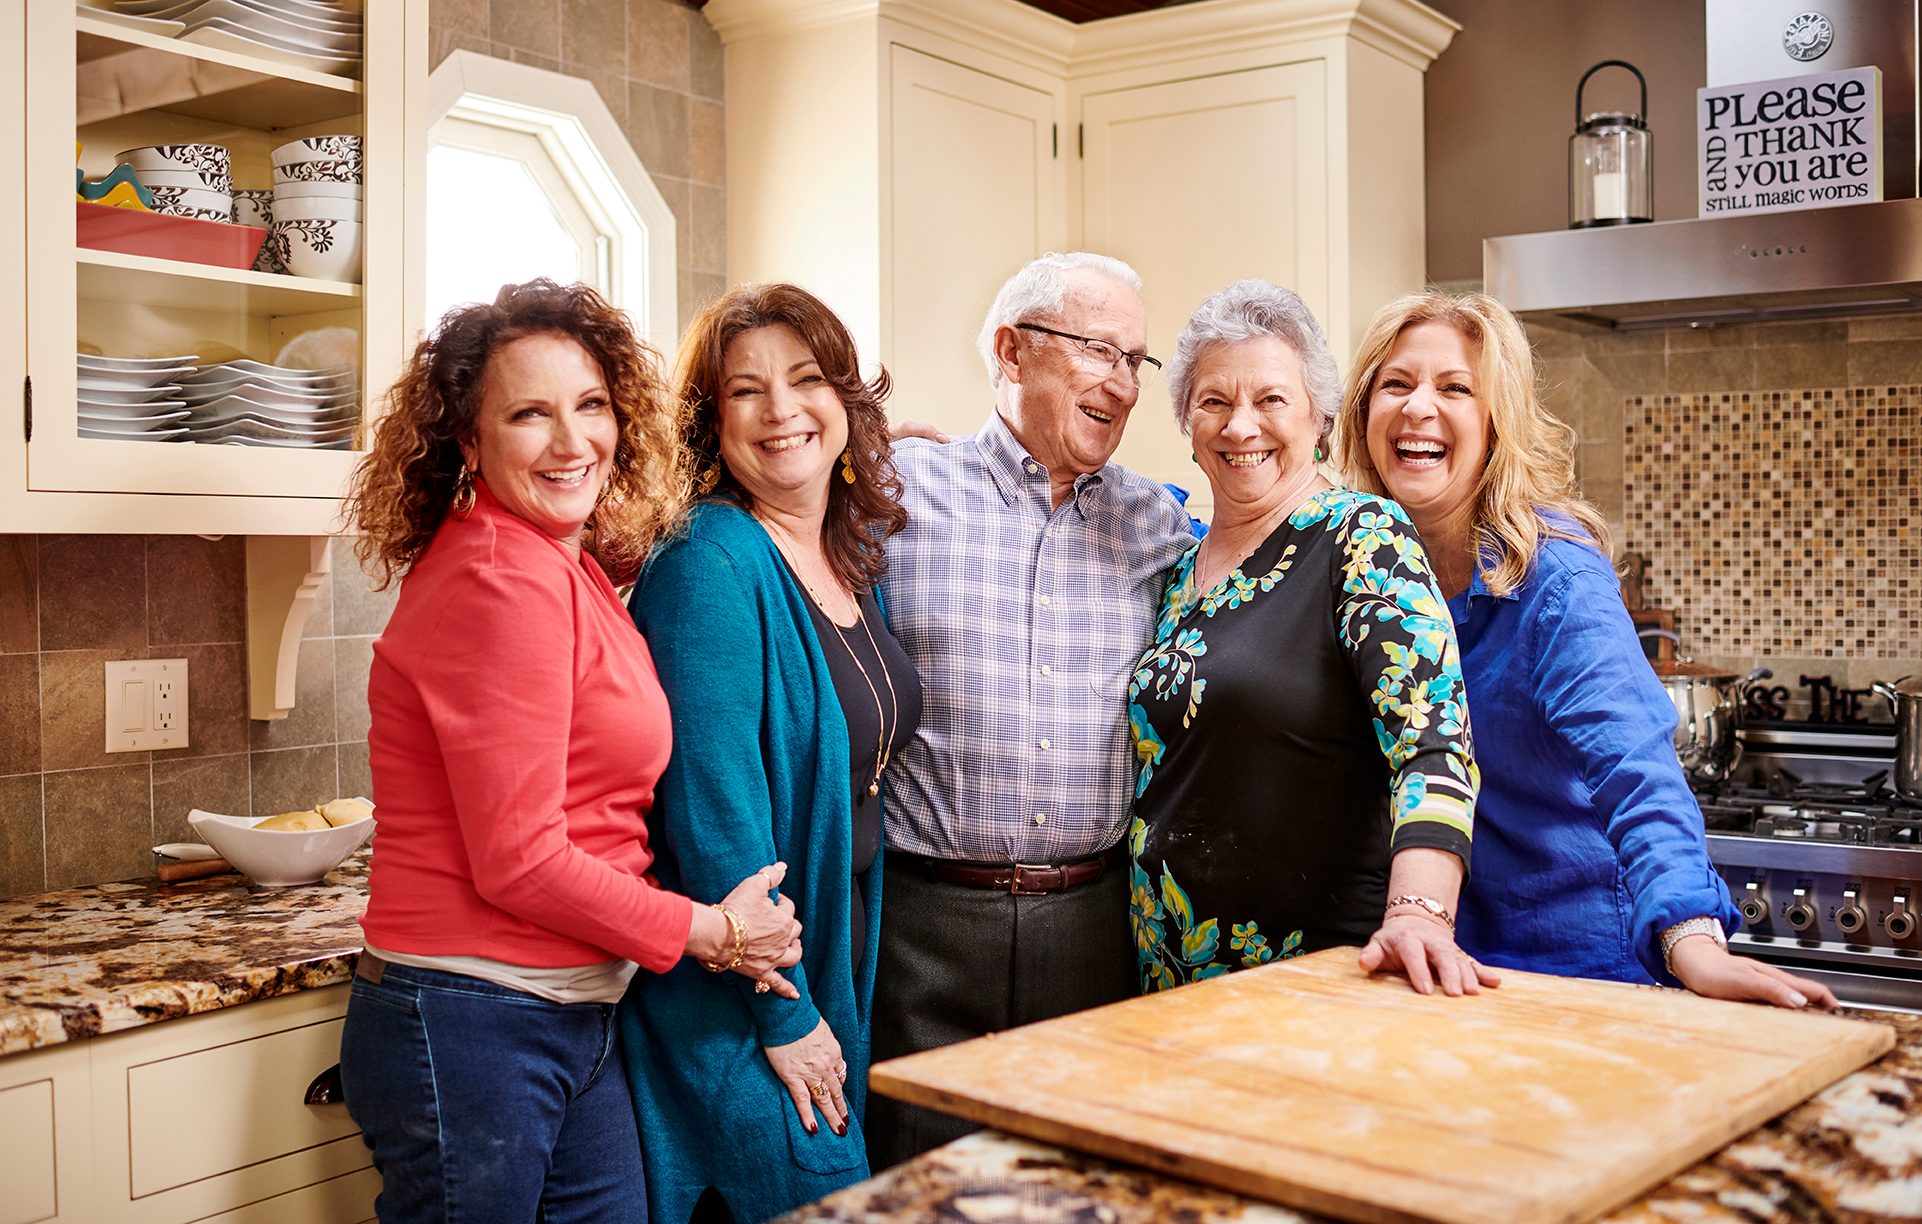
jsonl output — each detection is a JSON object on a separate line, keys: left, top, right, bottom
{"left": 1024, "top": 462, "right": 1038, "bottom": 475}
{"left": 1038, "top": 594, "right": 1051, "bottom": 608}
{"left": 1044, "top": 528, "right": 1056, "bottom": 539}
{"left": 1040, "top": 664, "right": 1052, "bottom": 677}
{"left": 1033, "top": 813, "right": 1047, "bottom": 825}
{"left": 1039, "top": 738, "right": 1051, "bottom": 750}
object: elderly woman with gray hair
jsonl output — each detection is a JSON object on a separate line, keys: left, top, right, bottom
{"left": 1127, "top": 279, "right": 1493, "bottom": 996}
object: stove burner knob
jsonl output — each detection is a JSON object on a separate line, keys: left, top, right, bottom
{"left": 1737, "top": 880, "right": 1770, "bottom": 928}
{"left": 1887, "top": 893, "right": 1917, "bottom": 942}
{"left": 1784, "top": 884, "right": 1818, "bottom": 933}
{"left": 1837, "top": 885, "right": 1867, "bottom": 937}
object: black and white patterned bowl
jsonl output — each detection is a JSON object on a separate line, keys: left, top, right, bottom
{"left": 271, "top": 135, "right": 361, "bottom": 169}
{"left": 147, "top": 184, "right": 234, "bottom": 222}
{"left": 233, "top": 189, "right": 273, "bottom": 228}
{"left": 267, "top": 218, "right": 361, "bottom": 282}
{"left": 117, "top": 143, "right": 231, "bottom": 186}
{"left": 134, "top": 166, "right": 234, "bottom": 194}
{"left": 273, "top": 159, "right": 361, "bottom": 185}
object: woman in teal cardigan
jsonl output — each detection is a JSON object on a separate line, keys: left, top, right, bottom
{"left": 621, "top": 284, "right": 920, "bottom": 1224}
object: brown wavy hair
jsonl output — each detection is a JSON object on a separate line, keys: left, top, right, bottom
{"left": 344, "top": 279, "right": 682, "bottom": 588}
{"left": 1334, "top": 291, "right": 1612, "bottom": 597}
{"left": 676, "top": 283, "right": 907, "bottom": 590}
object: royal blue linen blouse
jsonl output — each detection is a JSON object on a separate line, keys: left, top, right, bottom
{"left": 1448, "top": 530, "right": 1738, "bottom": 985}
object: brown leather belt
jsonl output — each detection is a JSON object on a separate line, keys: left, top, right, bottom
{"left": 892, "top": 849, "right": 1118, "bottom": 896}
{"left": 354, "top": 950, "right": 387, "bottom": 983}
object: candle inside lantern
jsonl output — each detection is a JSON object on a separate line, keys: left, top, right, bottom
{"left": 1592, "top": 169, "right": 1627, "bottom": 219}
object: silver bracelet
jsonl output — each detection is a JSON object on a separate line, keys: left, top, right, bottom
{"left": 1659, "top": 916, "right": 1727, "bottom": 977}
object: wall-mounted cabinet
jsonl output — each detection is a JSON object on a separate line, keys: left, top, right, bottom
{"left": 708, "top": 0, "right": 1457, "bottom": 518}
{"left": 3, "top": 1, "right": 426, "bottom": 535}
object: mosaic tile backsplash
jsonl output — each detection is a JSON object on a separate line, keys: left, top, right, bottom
{"left": 1624, "top": 387, "right": 1919, "bottom": 661}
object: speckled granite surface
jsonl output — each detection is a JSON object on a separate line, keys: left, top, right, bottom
{"left": 0, "top": 855, "right": 366, "bottom": 1055}
{"left": 781, "top": 1012, "right": 1922, "bottom": 1223}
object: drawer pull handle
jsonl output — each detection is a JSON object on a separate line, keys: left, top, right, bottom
{"left": 305, "top": 1063, "right": 346, "bottom": 1106}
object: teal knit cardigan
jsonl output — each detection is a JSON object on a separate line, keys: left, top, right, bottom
{"left": 619, "top": 501, "right": 883, "bottom": 1224}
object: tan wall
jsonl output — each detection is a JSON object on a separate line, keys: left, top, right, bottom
{"left": 1424, "top": 0, "right": 1705, "bottom": 284}
{"left": 0, "top": 0, "right": 727, "bottom": 898}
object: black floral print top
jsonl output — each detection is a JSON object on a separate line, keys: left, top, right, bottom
{"left": 1128, "top": 488, "right": 1478, "bottom": 992}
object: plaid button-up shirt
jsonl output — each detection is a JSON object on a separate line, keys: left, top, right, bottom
{"left": 879, "top": 411, "right": 1195, "bottom": 863}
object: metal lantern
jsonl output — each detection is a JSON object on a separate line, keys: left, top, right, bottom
{"left": 1569, "top": 60, "right": 1653, "bottom": 228}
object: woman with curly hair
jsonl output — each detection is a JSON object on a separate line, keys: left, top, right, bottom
{"left": 338, "top": 278, "right": 803, "bottom": 1224}
{"left": 620, "top": 283, "right": 922, "bottom": 1224}
{"left": 1336, "top": 290, "right": 1832, "bottom": 1008}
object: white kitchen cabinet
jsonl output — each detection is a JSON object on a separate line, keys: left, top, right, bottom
{"left": 707, "top": 0, "right": 1455, "bottom": 502}
{"left": 0, "top": 985, "right": 373, "bottom": 1224}
{"left": 2, "top": 2, "right": 426, "bottom": 534}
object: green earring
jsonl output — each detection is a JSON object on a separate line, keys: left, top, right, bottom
{"left": 1189, "top": 452, "right": 1198, "bottom": 464}
{"left": 1314, "top": 444, "right": 1326, "bottom": 463}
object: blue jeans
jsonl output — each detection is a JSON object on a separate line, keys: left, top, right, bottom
{"left": 339, "top": 961, "right": 646, "bottom": 1224}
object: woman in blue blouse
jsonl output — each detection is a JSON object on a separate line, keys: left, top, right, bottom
{"left": 1333, "top": 290, "right": 1833, "bottom": 1006}
{"left": 621, "top": 283, "right": 922, "bottom": 1222}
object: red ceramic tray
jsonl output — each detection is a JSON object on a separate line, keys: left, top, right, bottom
{"left": 76, "top": 201, "right": 268, "bottom": 271}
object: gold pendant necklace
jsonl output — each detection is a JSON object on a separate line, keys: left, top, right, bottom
{"left": 759, "top": 520, "right": 899, "bottom": 798}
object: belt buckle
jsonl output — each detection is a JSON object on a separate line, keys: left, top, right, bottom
{"left": 1008, "top": 863, "right": 1051, "bottom": 896}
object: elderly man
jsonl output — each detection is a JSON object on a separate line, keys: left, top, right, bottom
{"left": 869, "top": 252, "right": 1195, "bottom": 1167}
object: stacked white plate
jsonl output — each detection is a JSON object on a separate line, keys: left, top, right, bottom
{"left": 175, "top": 360, "right": 359, "bottom": 449}
{"left": 75, "top": 353, "right": 198, "bottom": 441}
{"left": 107, "top": 0, "right": 362, "bottom": 75}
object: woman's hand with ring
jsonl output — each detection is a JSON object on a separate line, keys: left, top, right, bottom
{"left": 721, "top": 863, "right": 804, "bottom": 998}
{"left": 1358, "top": 913, "right": 1501, "bottom": 996}
{"left": 764, "top": 1018, "right": 849, "bottom": 1136}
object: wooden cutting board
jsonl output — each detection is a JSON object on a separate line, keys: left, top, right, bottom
{"left": 869, "top": 949, "right": 1893, "bottom": 1224}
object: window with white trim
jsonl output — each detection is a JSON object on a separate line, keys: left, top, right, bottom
{"left": 425, "top": 51, "right": 678, "bottom": 354}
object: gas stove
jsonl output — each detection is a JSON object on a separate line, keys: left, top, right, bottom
{"left": 1701, "top": 721, "right": 1922, "bottom": 1012}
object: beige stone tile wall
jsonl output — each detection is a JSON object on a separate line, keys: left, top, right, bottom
{"left": 430, "top": 0, "right": 727, "bottom": 333}
{"left": 1533, "top": 313, "right": 1922, "bottom": 695}
{"left": 0, "top": 537, "right": 395, "bottom": 898}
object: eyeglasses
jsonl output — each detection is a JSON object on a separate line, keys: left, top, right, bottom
{"left": 1015, "top": 323, "right": 1161, "bottom": 384}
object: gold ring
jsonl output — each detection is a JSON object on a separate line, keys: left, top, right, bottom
{"left": 809, "top": 1081, "right": 829, "bottom": 1099}
{"left": 754, "top": 980, "right": 771, "bottom": 994}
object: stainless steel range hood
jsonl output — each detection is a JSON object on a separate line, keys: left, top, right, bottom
{"left": 1483, "top": 197, "right": 1922, "bottom": 331}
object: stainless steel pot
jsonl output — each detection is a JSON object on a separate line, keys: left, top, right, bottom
{"left": 1651, "top": 662, "right": 1773, "bottom": 785}
{"left": 1872, "top": 676, "right": 1922, "bottom": 803}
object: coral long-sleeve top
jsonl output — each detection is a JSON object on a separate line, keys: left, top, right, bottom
{"left": 360, "top": 482, "right": 692, "bottom": 971}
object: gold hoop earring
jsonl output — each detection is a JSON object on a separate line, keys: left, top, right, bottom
{"left": 451, "top": 465, "right": 477, "bottom": 517}
{"left": 840, "top": 449, "right": 856, "bottom": 485}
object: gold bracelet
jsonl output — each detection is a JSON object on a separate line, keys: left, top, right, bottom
{"left": 1384, "top": 894, "right": 1455, "bottom": 931}
{"left": 699, "top": 903, "right": 746, "bottom": 973}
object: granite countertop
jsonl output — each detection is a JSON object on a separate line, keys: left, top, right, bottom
{"left": 783, "top": 1010, "right": 1922, "bottom": 1224}
{"left": 0, "top": 855, "right": 367, "bottom": 1056}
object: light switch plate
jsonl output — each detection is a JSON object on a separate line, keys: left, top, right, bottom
{"left": 104, "top": 658, "right": 189, "bottom": 752}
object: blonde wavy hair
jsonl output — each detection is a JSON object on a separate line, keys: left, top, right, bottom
{"left": 1334, "top": 291, "right": 1611, "bottom": 597}
{"left": 344, "top": 279, "right": 683, "bottom": 589}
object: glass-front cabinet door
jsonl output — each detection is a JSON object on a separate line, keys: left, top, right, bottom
{"left": 22, "top": 1, "right": 415, "bottom": 515}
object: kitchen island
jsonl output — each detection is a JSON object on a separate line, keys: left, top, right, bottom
{"left": 782, "top": 1009, "right": 1922, "bottom": 1224}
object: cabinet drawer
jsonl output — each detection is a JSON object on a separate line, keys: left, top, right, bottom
{"left": 0, "top": 1078, "right": 57, "bottom": 1224}
{"left": 125, "top": 1014, "right": 361, "bottom": 1197}
{"left": 193, "top": 1167, "right": 380, "bottom": 1224}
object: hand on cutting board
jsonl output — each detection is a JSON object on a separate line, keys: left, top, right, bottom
{"left": 1358, "top": 914, "right": 1502, "bottom": 996}
{"left": 1668, "top": 938, "right": 1837, "bottom": 1009}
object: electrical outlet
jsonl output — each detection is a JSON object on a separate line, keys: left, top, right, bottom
{"left": 104, "top": 658, "right": 190, "bottom": 752}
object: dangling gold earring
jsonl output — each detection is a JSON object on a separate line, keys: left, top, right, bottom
{"left": 694, "top": 463, "right": 720, "bottom": 496}
{"left": 840, "top": 449, "right": 856, "bottom": 485}
{"left": 451, "top": 464, "right": 477, "bottom": 517}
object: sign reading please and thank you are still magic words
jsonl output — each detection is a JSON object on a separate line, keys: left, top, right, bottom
{"left": 1698, "top": 65, "right": 1882, "bottom": 217}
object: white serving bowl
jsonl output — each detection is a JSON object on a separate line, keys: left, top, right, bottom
{"left": 135, "top": 167, "right": 233, "bottom": 192}
{"left": 274, "top": 159, "right": 360, "bottom": 184}
{"left": 188, "top": 805, "right": 374, "bottom": 887}
{"left": 147, "top": 184, "right": 233, "bottom": 221}
{"left": 271, "top": 218, "right": 361, "bottom": 281}
{"left": 271, "top": 180, "right": 361, "bottom": 200}
{"left": 272, "top": 134, "right": 361, "bottom": 167}
{"left": 117, "top": 142, "right": 231, "bottom": 183}
{"left": 270, "top": 195, "right": 361, "bottom": 223}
